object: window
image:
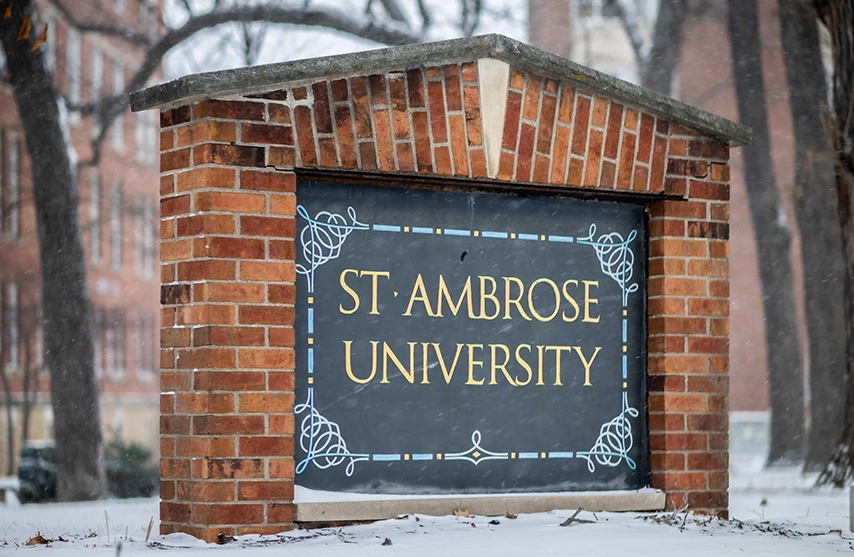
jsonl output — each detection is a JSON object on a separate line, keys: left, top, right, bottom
{"left": 134, "top": 198, "right": 155, "bottom": 277}
{"left": 67, "top": 28, "right": 81, "bottom": 118}
{"left": 108, "top": 311, "right": 125, "bottom": 382}
{"left": 6, "top": 283, "right": 17, "bottom": 373}
{"left": 95, "top": 310, "right": 105, "bottom": 380}
{"left": 44, "top": 16, "right": 55, "bottom": 72}
{"left": 111, "top": 182, "right": 122, "bottom": 270}
{"left": 134, "top": 202, "right": 143, "bottom": 276}
{"left": 137, "top": 313, "right": 154, "bottom": 382}
{"left": 90, "top": 47, "right": 103, "bottom": 101}
{"left": 111, "top": 64, "right": 124, "bottom": 151}
{"left": 35, "top": 320, "right": 44, "bottom": 373}
{"left": 7, "top": 133, "right": 18, "bottom": 238}
{"left": 135, "top": 111, "right": 157, "bottom": 165}
{"left": 90, "top": 170, "right": 100, "bottom": 264}
{"left": 144, "top": 201, "right": 154, "bottom": 278}
{"left": 577, "top": 0, "right": 619, "bottom": 18}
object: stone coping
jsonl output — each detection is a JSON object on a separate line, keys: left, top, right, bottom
{"left": 131, "top": 34, "right": 750, "bottom": 147}
{"left": 295, "top": 489, "right": 666, "bottom": 522}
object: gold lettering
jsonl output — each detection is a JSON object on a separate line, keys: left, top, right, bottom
{"left": 403, "top": 274, "right": 436, "bottom": 316}
{"left": 433, "top": 343, "right": 465, "bottom": 384}
{"left": 421, "top": 342, "right": 430, "bottom": 384}
{"left": 528, "top": 278, "right": 561, "bottom": 322}
{"left": 514, "top": 344, "right": 533, "bottom": 386}
{"left": 339, "top": 269, "right": 360, "bottom": 314}
{"left": 437, "top": 275, "right": 474, "bottom": 317}
{"left": 381, "top": 342, "right": 416, "bottom": 384}
{"left": 359, "top": 270, "right": 390, "bottom": 315}
{"left": 489, "top": 344, "right": 516, "bottom": 386}
{"left": 503, "top": 277, "right": 532, "bottom": 320}
{"left": 477, "top": 276, "right": 500, "bottom": 320}
{"left": 583, "top": 280, "right": 600, "bottom": 323}
{"left": 545, "top": 345, "right": 574, "bottom": 386}
{"left": 466, "top": 343, "right": 485, "bottom": 385}
{"left": 536, "top": 345, "right": 545, "bottom": 386}
{"left": 561, "top": 279, "right": 580, "bottom": 322}
{"left": 574, "top": 346, "right": 601, "bottom": 386}
{"left": 344, "top": 340, "right": 377, "bottom": 383}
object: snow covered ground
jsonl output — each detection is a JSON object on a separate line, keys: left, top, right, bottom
{"left": 1, "top": 454, "right": 851, "bottom": 556}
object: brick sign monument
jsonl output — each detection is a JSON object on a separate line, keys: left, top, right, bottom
{"left": 132, "top": 34, "right": 749, "bottom": 541}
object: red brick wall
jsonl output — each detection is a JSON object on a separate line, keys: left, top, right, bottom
{"left": 158, "top": 61, "right": 731, "bottom": 539}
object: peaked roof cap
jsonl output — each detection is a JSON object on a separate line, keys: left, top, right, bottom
{"left": 131, "top": 34, "right": 750, "bottom": 147}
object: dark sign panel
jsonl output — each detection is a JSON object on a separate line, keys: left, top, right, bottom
{"left": 294, "top": 179, "right": 648, "bottom": 494}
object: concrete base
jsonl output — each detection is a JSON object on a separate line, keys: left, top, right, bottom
{"left": 295, "top": 489, "right": 665, "bottom": 523}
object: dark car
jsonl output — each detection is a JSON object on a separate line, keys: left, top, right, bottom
{"left": 17, "top": 441, "right": 57, "bottom": 503}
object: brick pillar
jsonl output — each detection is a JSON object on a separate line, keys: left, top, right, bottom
{"left": 158, "top": 101, "right": 297, "bottom": 541}
{"left": 647, "top": 125, "right": 730, "bottom": 517}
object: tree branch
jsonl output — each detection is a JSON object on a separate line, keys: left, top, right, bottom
{"left": 46, "top": 0, "right": 150, "bottom": 46}
{"left": 85, "top": 4, "right": 425, "bottom": 168}
{"left": 378, "top": 0, "right": 410, "bottom": 27}
{"left": 611, "top": 0, "right": 649, "bottom": 69}
{"left": 641, "top": 0, "right": 688, "bottom": 95}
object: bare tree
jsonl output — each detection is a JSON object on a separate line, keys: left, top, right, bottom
{"left": 813, "top": 0, "right": 854, "bottom": 487}
{"left": 777, "top": 0, "right": 848, "bottom": 472}
{"left": 0, "top": 0, "right": 486, "bottom": 501}
{"left": 0, "top": 281, "right": 44, "bottom": 476}
{"left": 727, "top": 0, "right": 807, "bottom": 464}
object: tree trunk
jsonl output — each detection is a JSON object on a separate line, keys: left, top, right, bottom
{"left": 640, "top": 0, "right": 688, "bottom": 95}
{"left": 0, "top": 368, "right": 14, "bottom": 476}
{"left": 727, "top": 0, "right": 807, "bottom": 464}
{"left": 813, "top": 0, "right": 854, "bottom": 487}
{"left": 778, "top": 0, "right": 849, "bottom": 471}
{"left": 0, "top": 2, "right": 106, "bottom": 500}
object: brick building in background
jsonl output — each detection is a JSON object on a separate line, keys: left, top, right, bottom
{"left": 0, "top": 0, "right": 161, "bottom": 474}
{"left": 528, "top": 0, "right": 805, "bottom": 449}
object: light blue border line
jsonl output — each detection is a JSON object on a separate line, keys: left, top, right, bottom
{"left": 307, "top": 308, "right": 314, "bottom": 334}
{"left": 548, "top": 452, "right": 574, "bottom": 459}
{"left": 412, "top": 226, "right": 433, "bottom": 234}
{"left": 548, "top": 235, "right": 574, "bottom": 243}
{"left": 412, "top": 454, "right": 433, "bottom": 461}
{"left": 308, "top": 348, "right": 313, "bottom": 374}
{"left": 517, "top": 233, "right": 539, "bottom": 241}
{"left": 622, "top": 355, "right": 628, "bottom": 379}
{"left": 518, "top": 452, "right": 539, "bottom": 459}
{"left": 373, "top": 224, "right": 401, "bottom": 232}
{"left": 444, "top": 228, "right": 471, "bottom": 237}
{"left": 373, "top": 454, "right": 401, "bottom": 461}
{"left": 622, "top": 319, "right": 627, "bottom": 343}
{"left": 481, "top": 231, "right": 508, "bottom": 239}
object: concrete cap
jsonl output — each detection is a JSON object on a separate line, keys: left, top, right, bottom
{"left": 131, "top": 33, "right": 751, "bottom": 146}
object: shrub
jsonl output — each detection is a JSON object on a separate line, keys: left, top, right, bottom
{"left": 104, "top": 431, "right": 158, "bottom": 499}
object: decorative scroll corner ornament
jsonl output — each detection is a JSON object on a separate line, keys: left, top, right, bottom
{"left": 577, "top": 224, "right": 639, "bottom": 306}
{"left": 295, "top": 389, "right": 368, "bottom": 477}
{"left": 577, "top": 392, "right": 639, "bottom": 473}
{"left": 296, "top": 205, "right": 368, "bottom": 293}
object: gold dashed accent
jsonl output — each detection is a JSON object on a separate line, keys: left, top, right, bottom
{"left": 474, "top": 231, "right": 480, "bottom": 237}
{"left": 404, "top": 454, "right": 410, "bottom": 461}
{"left": 540, "top": 452, "right": 546, "bottom": 458}
{"left": 436, "top": 229, "right": 443, "bottom": 235}
{"left": 308, "top": 338, "right": 314, "bottom": 345}
{"left": 308, "top": 377, "right": 314, "bottom": 384}
{"left": 541, "top": 235, "right": 546, "bottom": 241}
{"left": 308, "top": 297, "right": 314, "bottom": 304}
{"left": 622, "top": 382, "right": 627, "bottom": 388}
{"left": 437, "top": 454, "right": 443, "bottom": 460}
{"left": 511, "top": 233, "right": 516, "bottom": 239}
